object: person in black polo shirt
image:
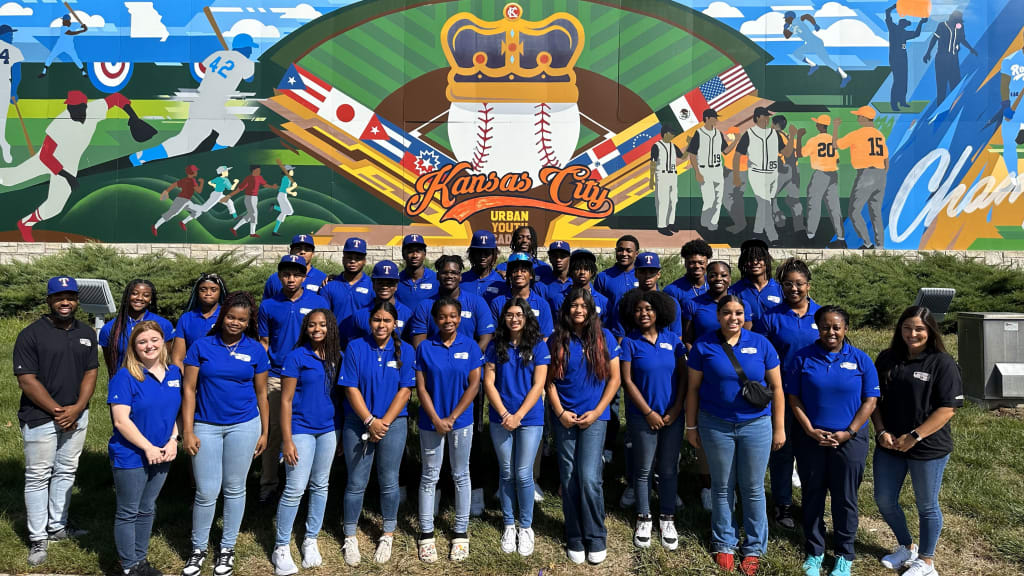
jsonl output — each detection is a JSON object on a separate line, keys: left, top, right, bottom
{"left": 13, "top": 276, "right": 98, "bottom": 566}
{"left": 870, "top": 306, "right": 963, "bottom": 576}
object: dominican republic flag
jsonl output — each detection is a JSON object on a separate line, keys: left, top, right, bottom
{"left": 569, "top": 120, "right": 661, "bottom": 181}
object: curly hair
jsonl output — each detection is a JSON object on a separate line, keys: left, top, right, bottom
{"left": 209, "top": 291, "right": 259, "bottom": 339}
{"left": 493, "top": 297, "right": 542, "bottom": 365}
{"left": 775, "top": 257, "right": 811, "bottom": 283}
{"left": 434, "top": 254, "right": 465, "bottom": 272}
{"left": 617, "top": 289, "right": 677, "bottom": 333}
{"left": 680, "top": 239, "right": 713, "bottom": 260}
{"left": 104, "top": 279, "right": 159, "bottom": 372}
{"left": 550, "top": 286, "right": 610, "bottom": 382}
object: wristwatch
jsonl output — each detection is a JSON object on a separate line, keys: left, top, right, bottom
{"left": 910, "top": 429, "right": 922, "bottom": 442}
{"left": 846, "top": 427, "right": 858, "bottom": 439}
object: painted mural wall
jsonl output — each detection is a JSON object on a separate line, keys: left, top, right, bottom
{"left": 0, "top": 0, "right": 1020, "bottom": 250}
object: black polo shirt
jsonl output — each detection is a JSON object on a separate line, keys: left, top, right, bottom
{"left": 875, "top": 348, "right": 963, "bottom": 460}
{"left": 13, "top": 315, "right": 99, "bottom": 427}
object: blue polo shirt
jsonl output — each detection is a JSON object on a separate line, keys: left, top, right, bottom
{"left": 339, "top": 335, "right": 416, "bottom": 419}
{"left": 408, "top": 291, "right": 495, "bottom": 342}
{"left": 620, "top": 330, "right": 685, "bottom": 416}
{"left": 323, "top": 273, "right": 374, "bottom": 324}
{"left": 173, "top": 306, "right": 219, "bottom": 352}
{"left": 687, "top": 329, "right": 780, "bottom": 423}
{"left": 546, "top": 284, "right": 610, "bottom": 327}
{"left": 107, "top": 364, "right": 183, "bottom": 469}
{"left": 664, "top": 276, "right": 709, "bottom": 311}
{"left": 263, "top": 266, "right": 328, "bottom": 300}
{"left": 340, "top": 299, "right": 413, "bottom": 346}
{"left": 612, "top": 292, "right": 683, "bottom": 339}
{"left": 787, "top": 341, "right": 879, "bottom": 432}
{"left": 543, "top": 276, "right": 573, "bottom": 313}
{"left": 185, "top": 334, "right": 270, "bottom": 425}
{"left": 281, "top": 344, "right": 338, "bottom": 435}
{"left": 683, "top": 293, "right": 752, "bottom": 340}
{"left": 99, "top": 311, "right": 175, "bottom": 369}
{"left": 595, "top": 265, "right": 638, "bottom": 310}
{"left": 397, "top": 267, "right": 438, "bottom": 312}
{"left": 460, "top": 269, "right": 505, "bottom": 303}
{"left": 551, "top": 328, "right": 621, "bottom": 420}
{"left": 484, "top": 339, "right": 551, "bottom": 427}
{"left": 755, "top": 300, "right": 821, "bottom": 376}
{"left": 728, "top": 278, "right": 784, "bottom": 325}
{"left": 490, "top": 290, "right": 554, "bottom": 337}
{"left": 257, "top": 289, "right": 330, "bottom": 377}
{"left": 414, "top": 334, "right": 483, "bottom": 432}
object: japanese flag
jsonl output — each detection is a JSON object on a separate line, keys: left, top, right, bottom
{"left": 318, "top": 87, "right": 376, "bottom": 138}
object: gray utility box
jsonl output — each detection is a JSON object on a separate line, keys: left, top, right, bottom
{"left": 958, "top": 312, "right": 1024, "bottom": 408}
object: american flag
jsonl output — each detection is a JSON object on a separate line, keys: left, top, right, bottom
{"left": 697, "top": 65, "right": 755, "bottom": 111}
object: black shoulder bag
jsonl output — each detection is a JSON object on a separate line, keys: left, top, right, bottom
{"left": 718, "top": 332, "right": 773, "bottom": 409}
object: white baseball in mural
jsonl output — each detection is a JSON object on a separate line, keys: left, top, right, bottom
{"left": 447, "top": 101, "right": 580, "bottom": 181}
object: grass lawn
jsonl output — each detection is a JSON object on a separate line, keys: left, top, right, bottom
{"left": 0, "top": 316, "right": 1022, "bottom": 576}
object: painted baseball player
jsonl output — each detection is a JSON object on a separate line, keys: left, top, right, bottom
{"left": 650, "top": 126, "right": 684, "bottom": 236}
{"left": 184, "top": 165, "right": 238, "bottom": 222}
{"left": 1000, "top": 42, "right": 1024, "bottom": 189}
{"left": 38, "top": 14, "right": 87, "bottom": 79}
{"left": 733, "top": 107, "right": 794, "bottom": 244}
{"left": 836, "top": 106, "right": 889, "bottom": 249}
{"left": 772, "top": 114, "right": 806, "bottom": 234}
{"left": 152, "top": 164, "right": 203, "bottom": 236}
{"left": 0, "top": 24, "right": 24, "bottom": 164}
{"left": 924, "top": 10, "right": 977, "bottom": 104}
{"left": 5, "top": 91, "right": 140, "bottom": 241}
{"left": 886, "top": 4, "right": 927, "bottom": 112}
{"left": 225, "top": 165, "right": 272, "bottom": 238}
{"left": 132, "top": 34, "right": 257, "bottom": 165}
{"left": 722, "top": 126, "right": 748, "bottom": 234}
{"left": 272, "top": 164, "right": 297, "bottom": 236}
{"left": 686, "top": 109, "right": 731, "bottom": 231}
{"left": 801, "top": 115, "right": 846, "bottom": 246}
{"left": 783, "top": 11, "right": 850, "bottom": 88}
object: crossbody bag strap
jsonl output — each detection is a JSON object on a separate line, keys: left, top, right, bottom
{"left": 718, "top": 331, "right": 749, "bottom": 382}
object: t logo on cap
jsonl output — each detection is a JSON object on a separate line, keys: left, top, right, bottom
{"left": 645, "top": 255, "right": 653, "bottom": 264}
{"left": 59, "top": 277, "right": 70, "bottom": 287}
{"left": 382, "top": 264, "right": 392, "bottom": 274}
{"left": 352, "top": 239, "right": 361, "bottom": 247}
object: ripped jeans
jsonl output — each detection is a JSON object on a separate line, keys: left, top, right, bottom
{"left": 418, "top": 425, "right": 473, "bottom": 534}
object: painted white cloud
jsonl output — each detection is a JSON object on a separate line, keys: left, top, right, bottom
{"left": 814, "top": 18, "right": 887, "bottom": 46}
{"left": 224, "top": 18, "right": 280, "bottom": 39}
{"left": 739, "top": 10, "right": 786, "bottom": 37}
{"left": 703, "top": 1, "right": 743, "bottom": 18}
{"left": 0, "top": 2, "right": 32, "bottom": 16}
{"left": 815, "top": 2, "right": 857, "bottom": 18}
{"left": 50, "top": 11, "right": 105, "bottom": 28}
{"left": 125, "top": 2, "right": 169, "bottom": 42}
{"left": 270, "top": 3, "right": 322, "bottom": 21}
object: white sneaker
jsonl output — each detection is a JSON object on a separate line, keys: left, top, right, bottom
{"left": 533, "top": 487, "right": 545, "bottom": 502}
{"left": 373, "top": 535, "right": 393, "bottom": 564}
{"left": 881, "top": 544, "right": 919, "bottom": 569}
{"left": 701, "top": 487, "right": 713, "bottom": 512}
{"left": 792, "top": 467, "right": 802, "bottom": 489}
{"left": 659, "top": 517, "right": 679, "bottom": 551}
{"left": 517, "top": 527, "right": 535, "bottom": 557}
{"left": 271, "top": 545, "right": 298, "bottom": 576}
{"left": 343, "top": 536, "right": 360, "bottom": 567}
{"left": 300, "top": 538, "right": 322, "bottom": 568}
{"left": 587, "top": 548, "right": 607, "bottom": 564}
{"left": 470, "top": 488, "right": 485, "bottom": 517}
{"left": 902, "top": 559, "right": 938, "bottom": 576}
{"left": 620, "top": 487, "right": 636, "bottom": 509}
{"left": 500, "top": 525, "right": 517, "bottom": 554}
{"left": 567, "top": 548, "right": 585, "bottom": 564}
{"left": 633, "top": 516, "right": 653, "bottom": 548}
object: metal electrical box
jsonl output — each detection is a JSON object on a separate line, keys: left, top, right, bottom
{"left": 958, "top": 312, "right": 1024, "bottom": 408}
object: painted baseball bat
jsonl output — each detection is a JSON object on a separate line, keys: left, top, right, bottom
{"left": 203, "top": 6, "right": 228, "bottom": 51}
{"left": 14, "top": 101, "right": 33, "bottom": 156}
{"left": 62, "top": 2, "right": 85, "bottom": 26}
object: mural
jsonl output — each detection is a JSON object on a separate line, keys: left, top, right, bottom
{"left": 0, "top": 0, "right": 1020, "bottom": 250}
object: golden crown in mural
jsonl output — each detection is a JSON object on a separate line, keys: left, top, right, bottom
{"left": 441, "top": 3, "right": 585, "bottom": 103}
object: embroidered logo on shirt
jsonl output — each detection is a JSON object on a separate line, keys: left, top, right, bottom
{"left": 233, "top": 353, "right": 252, "bottom": 362}
{"left": 532, "top": 309, "right": 541, "bottom": 316}
{"left": 840, "top": 362, "right": 857, "bottom": 370}
{"left": 79, "top": 338, "right": 92, "bottom": 346}
{"left": 168, "top": 379, "right": 181, "bottom": 388}
{"left": 740, "top": 347, "right": 757, "bottom": 354}
{"left": 387, "top": 360, "right": 398, "bottom": 368}
{"left": 767, "top": 296, "right": 781, "bottom": 303}
{"left": 811, "top": 323, "right": 818, "bottom": 329}
{"left": 453, "top": 352, "right": 469, "bottom": 359}
{"left": 487, "top": 286, "right": 500, "bottom": 293}
{"left": 356, "top": 287, "right": 369, "bottom": 294}
{"left": 461, "top": 310, "right": 473, "bottom": 318}
{"left": 596, "top": 306, "right": 603, "bottom": 313}
{"left": 954, "top": 394, "right": 964, "bottom": 399}
{"left": 397, "top": 320, "right": 405, "bottom": 328}
{"left": 421, "top": 283, "right": 433, "bottom": 289}
{"left": 632, "top": 281, "right": 639, "bottom": 287}
{"left": 913, "top": 371, "right": 931, "bottom": 381}
{"left": 299, "top": 308, "right": 312, "bottom": 315}
{"left": 659, "top": 342, "right": 674, "bottom": 350}
{"left": 306, "top": 284, "right": 320, "bottom": 292}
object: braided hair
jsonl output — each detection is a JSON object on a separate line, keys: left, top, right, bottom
{"left": 103, "top": 279, "right": 158, "bottom": 373}
{"left": 775, "top": 257, "right": 811, "bottom": 283}
{"left": 510, "top": 225, "right": 540, "bottom": 260}
{"left": 184, "top": 272, "right": 227, "bottom": 314}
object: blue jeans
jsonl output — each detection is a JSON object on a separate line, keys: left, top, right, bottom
{"left": 768, "top": 407, "right": 795, "bottom": 507}
{"left": 22, "top": 410, "right": 89, "bottom": 542}
{"left": 191, "top": 416, "right": 261, "bottom": 550}
{"left": 628, "top": 413, "right": 682, "bottom": 516}
{"left": 113, "top": 464, "right": 170, "bottom": 569}
{"left": 343, "top": 417, "right": 407, "bottom": 536}
{"left": 873, "top": 449, "right": 950, "bottom": 558}
{"left": 489, "top": 423, "right": 543, "bottom": 528}
{"left": 275, "top": 430, "right": 337, "bottom": 547}
{"left": 419, "top": 425, "right": 473, "bottom": 534}
{"left": 699, "top": 411, "right": 772, "bottom": 557}
{"left": 554, "top": 420, "right": 607, "bottom": 553}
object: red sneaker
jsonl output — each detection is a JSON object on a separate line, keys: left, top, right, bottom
{"left": 250, "top": 234, "right": 260, "bottom": 238}
{"left": 151, "top": 225, "right": 158, "bottom": 237}
{"left": 715, "top": 552, "right": 735, "bottom": 572}
{"left": 739, "top": 555, "right": 759, "bottom": 575}
{"left": 179, "top": 221, "right": 187, "bottom": 232}
{"left": 231, "top": 228, "right": 237, "bottom": 237}
{"left": 17, "top": 219, "right": 35, "bottom": 242}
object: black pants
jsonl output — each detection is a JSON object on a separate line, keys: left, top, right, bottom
{"left": 794, "top": 431, "right": 868, "bottom": 560}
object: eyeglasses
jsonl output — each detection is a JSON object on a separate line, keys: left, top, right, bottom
{"left": 504, "top": 312, "right": 525, "bottom": 319}
{"left": 782, "top": 281, "right": 808, "bottom": 289}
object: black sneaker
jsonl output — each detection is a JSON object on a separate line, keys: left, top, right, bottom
{"left": 181, "top": 548, "right": 206, "bottom": 576}
{"left": 48, "top": 521, "right": 87, "bottom": 541}
{"left": 774, "top": 505, "right": 796, "bottom": 529}
{"left": 213, "top": 548, "right": 235, "bottom": 576}
{"left": 136, "top": 559, "right": 163, "bottom": 576}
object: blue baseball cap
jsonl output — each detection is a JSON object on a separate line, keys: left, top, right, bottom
{"left": 402, "top": 233, "right": 427, "bottom": 247}
{"left": 278, "top": 254, "right": 307, "bottom": 270}
{"left": 372, "top": 260, "right": 401, "bottom": 280}
{"left": 343, "top": 237, "right": 367, "bottom": 254}
{"left": 506, "top": 253, "right": 533, "bottom": 267}
{"left": 47, "top": 276, "right": 78, "bottom": 295}
{"left": 470, "top": 230, "right": 496, "bottom": 249}
{"left": 548, "top": 240, "right": 571, "bottom": 253}
{"left": 636, "top": 252, "right": 661, "bottom": 269}
{"left": 231, "top": 33, "right": 258, "bottom": 51}
{"left": 290, "top": 234, "right": 315, "bottom": 248}
{"left": 570, "top": 248, "right": 596, "bottom": 261}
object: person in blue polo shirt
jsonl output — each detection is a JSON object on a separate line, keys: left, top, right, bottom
{"left": 340, "top": 260, "right": 412, "bottom": 347}
{"left": 181, "top": 291, "right": 270, "bottom": 576}
{"left": 496, "top": 225, "right": 554, "bottom": 288}
{"left": 263, "top": 235, "right": 328, "bottom": 300}
{"left": 108, "top": 321, "right": 181, "bottom": 576}
{"left": 595, "top": 235, "right": 640, "bottom": 331}
{"left": 397, "top": 234, "right": 437, "bottom": 312}
{"left": 685, "top": 295, "right": 786, "bottom": 575}
{"left": 272, "top": 309, "right": 342, "bottom": 576}
{"left": 787, "top": 306, "right": 879, "bottom": 576}
{"left": 618, "top": 290, "right": 685, "bottom": 552}
{"left": 323, "top": 237, "right": 373, "bottom": 324}
{"left": 415, "top": 296, "right": 482, "bottom": 564}
{"left": 729, "top": 239, "right": 783, "bottom": 326}
{"left": 756, "top": 258, "right": 820, "bottom": 531}
{"left": 172, "top": 273, "right": 228, "bottom": 368}
{"left": 627, "top": 252, "right": 683, "bottom": 337}
{"left": 257, "top": 255, "right": 330, "bottom": 503}
{"left": 546, "top": 286, "right": 621, "bottom": 566}
{"left": 409, "top": 255, "right": 495, "bottom": 350}
{"left": 684, "top": 261, "right": 751, "bottom": 348}
{"left": 482, "top": 297, "right": 550, "bottom": 557}
{"left": 542, "top": 240, "right": 572, "bottom": 307}
{"left": 100, "top": 279, "right": 175, "bottom": 375}
{"left": 489, "top": 253, "right": 554, "bottom": 338}
{"left": 461, "top": 230, "right": 504, "bottom": 303}
{"left": 338, "top": 300, "right": 415, "bottom": 567}
{"left": 664, "top": 239, "right": 712, "bottom": 312}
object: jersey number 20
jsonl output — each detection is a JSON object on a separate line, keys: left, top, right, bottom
{"left": 817, "top": 142, "right": 836, "bottom": 157}
{"left": 207, "top": 56, "right": 235, "bottom": 79}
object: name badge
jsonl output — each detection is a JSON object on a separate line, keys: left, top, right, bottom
{"left": 420, "top": 283, "right": 433, "bottom": 290}
{"left": 740, "top": 347, "right": 757, "bottom": 354}
{"left": 306, "top": 284, "right": 320, "bottom": 293}
{"left": 632, "top": 281, "right": 639, "bottom": 287}
{"left": 533, "top": 309, "right": 541, "bottom": 316}
{"left": 596, "top": 306, "right": 603, "bottom": 314}
{"left": 461, "top": 310, "right": 473, "bottom": 319}
{"left": 397, "top": 320, "right": 405, "bottom": 328}
{"left": 840, "top": 362, "right": 857, "bottom": 370}
{"left": 232, "top": 353, "right": 251, "bottom": 362}
{"left": 168, "top": 379, "right": 181, "bottom": 388}
{"left": 356, "top": 287, "right": 369, "bottom": 294}
{"left": 79, "top": 338, "right": 92, "bottom": 346}
{"left": 299, "top": 308, "right": 312, "bottom": 315}
{"left": 767, "top": 295, "right": 781, "bottom": 303}
{"left": 386, "top": 360, "right": 398, "bottom": 369}
{"left": 914, "top": 371, "right": 931, "bottom": 382}
{"left": 811, "top": 323, "right": 818, "bottom": 330}
{"left": 453, "top": 352, "right": 469, "bottom": 360}
{"left": 659, "top": 342, "right": 674, "bottom": 350}
{"left": 486, "top": 286, "right": 500, "bottom": 293}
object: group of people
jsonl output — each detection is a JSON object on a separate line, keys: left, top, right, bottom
{"left": 14, "top": 227, "right": 962, "bottom": 576}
